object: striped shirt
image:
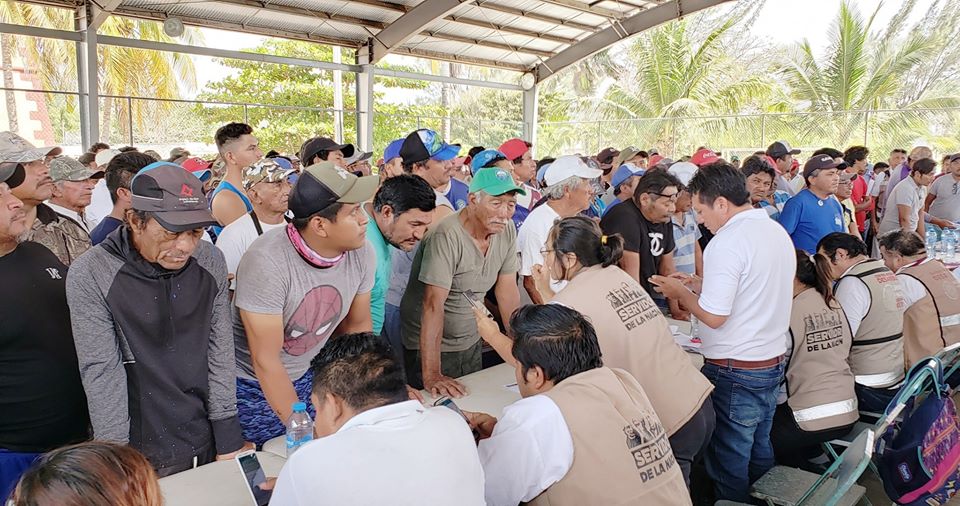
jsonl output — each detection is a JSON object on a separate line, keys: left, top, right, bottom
{"left": 671, "top": 211, "right": 701, "bottom": 274}
{"left": 756, "top": 191, "right": 791, "bottom": 221}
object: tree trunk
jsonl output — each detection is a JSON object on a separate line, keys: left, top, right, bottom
{"left": 100, "top": 95, "right": 112, "bottom": 143}
{"left": 1, "top": 34, "right": 20, "bottom": 133}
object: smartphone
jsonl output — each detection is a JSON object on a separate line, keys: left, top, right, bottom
{"left": 464, "top": 289, "right": 493, "bottom": 318}
{"left": 434, "top": 397, "right": 481, "bottom": 442}
{"left": 236, "top": 450, "right": 272, "bottom": 506}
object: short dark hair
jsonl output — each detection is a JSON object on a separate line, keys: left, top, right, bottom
{"left": 510, "top": 141, "right": 532, "bottom": 165}
{"left": 741, "top": 155, "right": 775, "bottom": 180}
{"left": 812, "top": 147, "right": 843, "bottom": 159}
{"left": 467, "top": 146, "right": 486, "bottom": 159}
{"left": 636, "top": 150, "right": 649, "bottom": 159}
{"left": 117, "top": 146, "right": 138, "bottom": 153}
{"left": 510, "top": 304, "right": 603, "bottom": 384}
{"left": 548, "top": 216, "right": 624, "bottom": 278}
{"left": 309, "top": 332, "right": 407, "bottom": 411}
{"left": 264, "top": 149, "right": 280, "bottom": 158}
{"left": 687, "top": 161, "right": 750, "bottom": 207}
{"left": 891, "top": 148, "right": 907, "bottom": 155}
{"left": 215, "top": 122, "right": 253, "bottom": 151}
{"left": 843, "top": 146, "right": 870, "bottom": 166}
{"left": 401, "top": 160, "right": 426, "bottom": 174}
{"left": 878, "top": 229, "right": 926, "bottom": 257}
{"left": 911, "top": 158, "right": 937, "bottom": 175}
{"left": 873, "top": 162, "right": 890, "bottom": 171}
{"left": 633, "top": 170, "right": 681, "bottom": 206}
{"left": 373, "top": 174, "right": 436, "bottom": 216}
{"left": 292, "top": 202, "right": 344, "bottom": 232}
{"left": 817, "top": 232, "right": 869, "bottom": 260}
{"left": 106, "top": 152, "right": 155, "bottom": 204}
{"left": 89, "top": 142, "right": 110, "bottom": 152}
{"left": 536, "top": 157, "right": 555, "bottom": 171}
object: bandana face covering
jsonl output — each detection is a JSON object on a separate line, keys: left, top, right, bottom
{"left": 286, "top": 223, "right": 344, "bottom": 268}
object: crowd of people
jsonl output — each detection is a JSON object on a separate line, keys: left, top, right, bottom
{"left": 2, "top": 122, "right": 960, "bottom": 505}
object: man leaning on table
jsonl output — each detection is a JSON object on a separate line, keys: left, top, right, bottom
{"left": 651, "top": 162, "right": 795, "bottom": 503}
{"left": 270, "top": 332, "right": 485, "bottom": 506}
{"left": 467, "top": 304, "right": 691, "bottom": 506}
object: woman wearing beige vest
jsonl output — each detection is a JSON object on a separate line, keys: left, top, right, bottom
{"left": 878, "top": 229, "right": 960, "bottom": 367}
{"left": 771, "top": 250, "right": 858, "bottom": 469}
{"left": 473, "top": 216, "right": 714, "bottom": 487}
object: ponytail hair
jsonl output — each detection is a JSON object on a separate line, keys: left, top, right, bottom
{"left": 799, "top": 249, "right": 836, "bottom": 307}
{"left": 547, "top": 216, "right": 624, "bottom": 279}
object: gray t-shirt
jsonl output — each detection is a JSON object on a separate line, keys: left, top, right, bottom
{"left": 400, "top": 211, "right": 519, "bottom": 352}
{"left": 879, "top": 176, "right": 924, "bottom": 236}
{"left": 233, "top": 227, "right": 375, "bottom": 381}
{"left": 928, "top": 174, "right": 960, "bottom": 223}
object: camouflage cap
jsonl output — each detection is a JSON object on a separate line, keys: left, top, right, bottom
{"left": 0, "top": 131, "right": 62, "bottom": 163}
{"left": 243, "top": 158, "right": 294, "bottom": 190}
{"left": 49, "top": 156, "right": 104, "bottom": 182}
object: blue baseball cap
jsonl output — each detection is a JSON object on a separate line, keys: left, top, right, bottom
{"left": 470, "top": 149, "right": 507, "bottom": 174}
{"left": 399, "top": 129, "right": 460, "bottom": 164}
{"left": 536, "top": 162, "right": 552, "bottom": 185}
{"left": 611, "top": 164, "right": 644, "bottom": 188}
{"left": 383, "top": 138, "right": 404, "bottom": 163}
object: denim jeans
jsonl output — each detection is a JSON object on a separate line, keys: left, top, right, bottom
{"left": 701, "top": 360, "right": 785, "bottom": 502}
{"left": 854, "top": 382, "right": 898, "bottom": 413}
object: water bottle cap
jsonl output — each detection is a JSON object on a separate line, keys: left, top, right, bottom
{"left": 292, "top": 401, "right": 306, "bottom": 412}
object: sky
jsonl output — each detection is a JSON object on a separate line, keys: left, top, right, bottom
{"left": 188, "top": 0, "right": 919, "bottom": 92}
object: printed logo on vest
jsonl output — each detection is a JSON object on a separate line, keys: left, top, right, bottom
{"left": 623, "top": 412, "right": 677, "bottom": 483}
{"left": 802, "top": 309, "right": 845, "bottom": 352}
{"left": 606, "top": 282, "right": 660, "bottom": 331}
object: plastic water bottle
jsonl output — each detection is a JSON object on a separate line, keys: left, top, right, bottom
{"left": 285, "top": 401, "right": 314, "bottom": 457}
{"left": 944, "top": 228, "right": 957, "bottom": 262}
{"left": 927, "top": 229, "right": 940, "bottom": 258}
{"left": 689, "top": 314, "right": 700, "bottom": 340}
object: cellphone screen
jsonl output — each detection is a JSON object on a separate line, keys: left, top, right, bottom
{"left": 239, "top": 453, "right": 272, "bottom": 506}
{"left": 463, "top": 290, "right": 492, "bottom": 316}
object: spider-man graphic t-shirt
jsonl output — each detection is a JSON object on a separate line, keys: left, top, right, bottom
{"left": 233, "top": 227, "right": 375, "bottom": 381}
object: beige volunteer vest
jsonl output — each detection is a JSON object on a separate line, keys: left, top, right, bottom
{"left": 900, "top": 259, "right": 960, "bottom": 366}
{"left": 551, "top": 265, "right": 712, "bottom": 435}
{"left": 785, "top": 288, "right": 858, "bottom": 432}
{"left": 840, "top": 259, "right": 906, "bottom": 388}
{"left": 531, "top": 367, "right": 692, "bottom": 506}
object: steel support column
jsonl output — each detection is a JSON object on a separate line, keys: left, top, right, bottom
{"left": 76, "top": 3, "right": 100, "bottom": 148}
{"left": 355, "top": 64, "right": 375, "bottom": 152}
{"left": 522, "top": 85, "right": 539, "bottom": 149}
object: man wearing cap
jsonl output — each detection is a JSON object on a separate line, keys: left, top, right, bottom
{"left": 300, "top": 136, "right": 355, "bottom": 169}
{"left": 883, "top": 146, "right": 932, "bottom": 212}
{"left": 0, "top": 131, "right": 90, "bottom": 266}
{"left": 595, "top": 146, "right": 620, "bottom": 182}
{"left": 924, "top": 153, "right": 960, "bottom": 230}
{"left": 66, "top": 163, "right": 249, "bottom": 476}
{"left": 600, "top": 147, "right": 646, "bottom": 207}
{"left": 765, "top": 141, "right": 801, "bottom": 197}
{"left": 345, "top": 149, "right": 373, "bottom": 176}
{"left": 380, "top": 138, "right": 404, "bottom": 180}
{"left": 778, "top": 154, "right": 846, "bottom": 254}
{"left": 89, "top": 152, "right": 156, "bottom": 246}
{"left": 0, "top": 163, "right": 90, "bottom": 499}
{"left": 517, "top": 156, "right": 602, "bottom": 304}
{"left": 400, "top": 167, "right": 523, "bottom": 397}
{"left": 690, "top": 147, "right": 720, "bottom": 168}
{"left": 233, "top": 162, "right": 378, "bottom": 446}
{"left": 46, "top": 156, "right": 104, "bottom": 235}
{"left": 401, "top": 129, "right": 466, "bottom": 209}
{"left": 216, "top": 158, "right": 293, "bottom": 291}
{"left": 499, "top": 138, "right": 542, "bottom": 230}
{"left": 601, "top": 162, "right": 644, "bottom": 215}
{"left": 210, "top": 122, "right": 263, "bottom": 235}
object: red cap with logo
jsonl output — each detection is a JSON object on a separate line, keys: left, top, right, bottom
{"left": 498, "top": 138, "right": 530, "bottom": 161}
{"left": 690, "top": 148, "right": 720, "bottom": 167}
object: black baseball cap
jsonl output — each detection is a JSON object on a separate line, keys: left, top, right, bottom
{"left": 0, "top": 162, "right": 22, "bottom": 187}
{"left": 802, "top": 154, "right": 842, "bottom": 180}
{"left": 299, "top": 137, "right": 355, "bottom": 165}
{"left": 130, "top": 162, "right": 218, "bottom": 232}
{"left": 399, "top": 129, "right": 460, "bottom": 165}
{"left": 288, "top": 161, "right": 378, "bottom": 219}
{"left": 766, "top": 141, "right": 801, "bottom": 159}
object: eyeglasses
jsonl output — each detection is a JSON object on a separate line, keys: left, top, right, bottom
{"left": 650, "top": 191, "right": 680, "bottom": 202}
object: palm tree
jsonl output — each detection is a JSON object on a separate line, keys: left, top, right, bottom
{"left": 777, "top": 0, "right": 960, "bottom": 153}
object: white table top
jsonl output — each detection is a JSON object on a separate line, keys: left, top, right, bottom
{"left": 162, "top": 318, "right": 697, "bottom": 505}
{"left": 159, "top": 451, "right": 286, "bottom": 506}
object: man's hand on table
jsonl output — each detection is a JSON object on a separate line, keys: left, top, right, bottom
{"left": 424, "top": 373, "right": 468, "bottom": 398}
{"left": 406, "top": 384, "right": 424, "bottom": 403}
{"left": 463, "top": 410, "right": 498, "bottom": 440}
{"left": 215, "top": 441, "right": 255, "bottom": 461}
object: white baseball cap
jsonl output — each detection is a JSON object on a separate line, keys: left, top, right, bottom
{"left": 95, "top": 148, "right": 122, "bottom": 168}
{"left": 544, "top": 155, "right": 603, "bottom": 187}
{"left": 668, "top": 161, "right": 698, "bottom": 186}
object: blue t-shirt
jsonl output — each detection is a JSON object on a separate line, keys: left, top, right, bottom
{"left": 365, "top": 218, "right": 393, "bottom": 335}
{"left": 90, "top": 216, "right": 123, "bottom": 246}
{"left": 443, "top": 178, "right": 470, "bottom": 211}
{"left": 778, "top": 188, "right": 844, "bottom": 254}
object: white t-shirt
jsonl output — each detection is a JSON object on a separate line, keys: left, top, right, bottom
{"left": 86, "top": 179, "right": 112, "bottom": 229}
{"left": 477, "top": 395, "right": 574, "bottom": 506}
{"left": 698, "top": 209, "right": 795, "bottom": 360}
{"left": 834, "top": 260, "right": 873, "bottom": 336}
{"left": 516, "top": 202, "right": 567, "bottom": 293}
{"left": 895, "top": 258, "right": 935, "bottom": 309}
{"left": 215, "top": 213, "right": 286, "bottom": 290}
{"left": 271, "top": 400, "right": 486, "bottom": 506}
{"left": 879, "top": 176, "right": 924, "bottom": 235}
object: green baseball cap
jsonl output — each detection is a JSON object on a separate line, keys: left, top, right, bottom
{"left": 469, "top": 167, "right": 526, "bottom": 196}
{"left": 49, "top": 156, "right": 104, "bottom": 182}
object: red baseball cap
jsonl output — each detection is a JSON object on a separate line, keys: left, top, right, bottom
{"left": 498, "top": 138, "right": 530, "bottom": 161}
{"left": 690, "top": 148, "right": 720, "bottom": 167}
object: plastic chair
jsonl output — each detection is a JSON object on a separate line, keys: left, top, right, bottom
{"left": 749, "top": 428, "right": 875, "bottom": 506}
